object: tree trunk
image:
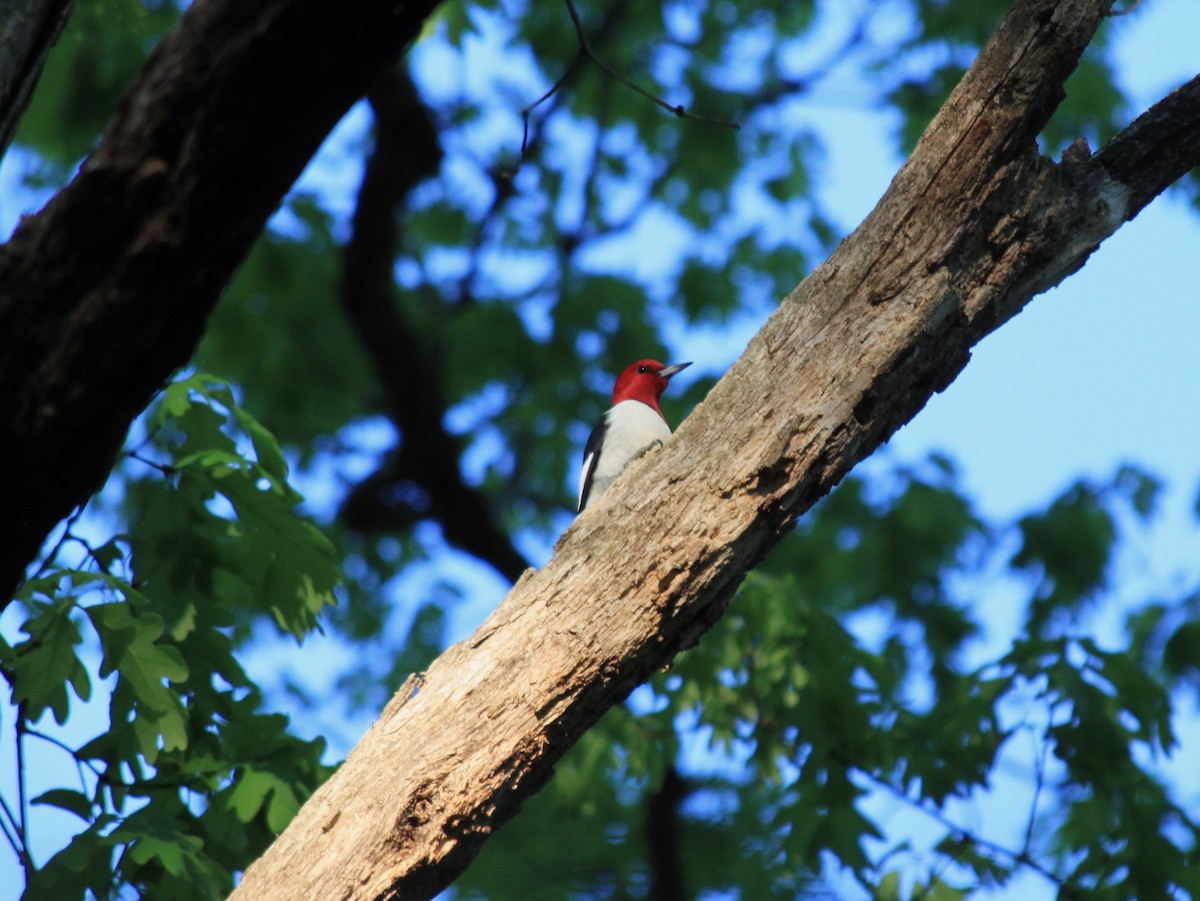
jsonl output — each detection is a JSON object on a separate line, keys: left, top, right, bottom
{"left": 230, "top": 1, "right": 1200, "bottom": 899}
{"left": 0, "top": 0, "right": 73, "bottom": 157}
{"left": 0, "top": 0, "right": 444, "bottom": 607}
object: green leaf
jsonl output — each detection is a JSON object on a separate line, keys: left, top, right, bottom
{"left": 266, "top": 782, "right": 301, "bottom": 833}
{"left": 158, "top": 375, "right": 195, "bottom": 420}
{"left": 86, "top": 602, "right": 189, "bottom": 760}
{"left": 87, "top": 603, "right": 188, "bottom": 695}
{"left": 22, "top": 817, "right": 117, "bottom": 901}
{"left": 1114, "top": 464, "right": 1162, "bottom": 520}
{"left": 1164, "top": 620, "right": 1200, "bottom": 682}
{"left": 874, "top": 870, "right": 902, "bottom": 901}
{"left": 241, "top": 411, "right": 290, "bottom": 481}
{"left": 228, "top": 770, "right": 275, "bottom": 823}
{"left": 10, "top": 598, "right": 90, "bottom": 724}
{"left": 112, "top": 816, "right": 204, "bottom": 880}
{"left": 1013, "top": 480, "right": 1116, "bottom": 634}
{"left": 185, "top": 460, "right": 339, "bottom": 635}
{"left": 135, "top": 371, "right": 341, "bottom": 641}
{"left": 33, "top": 788, "right": 94, "bottom": 822}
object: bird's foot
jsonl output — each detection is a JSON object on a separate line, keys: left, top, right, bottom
{"left": 630, "top": 439, "right": 664, "bottom": 463}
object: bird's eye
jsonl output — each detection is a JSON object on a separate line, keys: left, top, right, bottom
{"left": 637, "top": 365, "right": 649, "bottom": 373}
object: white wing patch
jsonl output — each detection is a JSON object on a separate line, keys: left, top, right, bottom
{"left": 578, "top": 446, "right": 600, "bottom": 512}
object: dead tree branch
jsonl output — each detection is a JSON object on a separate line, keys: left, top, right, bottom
{"left": 230, "top": 2, "right": 1200, "bottom": 898}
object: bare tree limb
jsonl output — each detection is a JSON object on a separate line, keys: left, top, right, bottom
{"left": 1093, "top": 73, "right": 1200, "bottom": 215}
{"left": 231, "top": 1, "right": 1200, "bottom": 898}
{"left": 0, "top": 0, "right": 446, "bottom": 608}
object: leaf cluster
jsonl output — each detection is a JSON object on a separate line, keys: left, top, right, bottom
{"left": 1, "top": 375, "right": 336, "bottom": 899}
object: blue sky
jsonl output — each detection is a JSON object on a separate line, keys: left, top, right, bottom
{"left": 1, "top": 2, "right": 1198, "bottom": 898}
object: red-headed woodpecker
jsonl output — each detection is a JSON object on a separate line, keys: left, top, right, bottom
{"left": 577, "top": 359, "right": 692, "bottom": 512}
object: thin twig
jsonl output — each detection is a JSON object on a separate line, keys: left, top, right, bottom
{"left": 1021, "top": 731, "right": 1049, "bottom": 856}
{"left": 127, "top": 451, "right": 175, "bottom": 477}
{"left": 563, "top": 0, "right": 592, "bottom": 54}
{"left": 520, "top": 0, "right": 739, "bottom": 163}
{"left": 521, "top": 54, "right": 584, "bottom": 160}
{"left": 15, "top": 704, "right": 35, "bottom": 878}
{"left": 863, "top": 770, "right": 1069, "bottom": 891}
{"left": 0, "top": 791, "right": 23, "bottom": 851}
{"left": 62, "top": 534, "right": 112, "bottom": 577}
{"left": 0, "top": 793, "right": 28, "bottom": 877}
{"left": 28, "top": 503, "right": 89, "bottom": 583}
{"left": 125, "top": 418, "right": 164, "bottom": 458}
{"left": 573, "top": 20, "right": 739, "bottom": 124}
{"left": 28, "top": 729, "right": 103, "bottom": 793}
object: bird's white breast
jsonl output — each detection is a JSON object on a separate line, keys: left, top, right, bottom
{"left": 580, "top": 400, "right": 671, "bottom": 509}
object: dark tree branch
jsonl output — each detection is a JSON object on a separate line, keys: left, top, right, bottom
{"left": 646, "top": 766, "right": 688, "bottom": 901}
{"left": 0, "top": 0, "right": 446, "bottom": 609}
{"left": 339, "top": 65, "right": 531, "bottom": 584}
{"left": 1092, "top": 73, "right": 1200, "bottom": 216}
{"left": 562, "top": 0, "right": 738, "bottom": 130}
{"left": 520, "top": 0, "right": 738, "bottom": 162}
{"left": 0, "top": 0, "right": 73, "bottom": 159}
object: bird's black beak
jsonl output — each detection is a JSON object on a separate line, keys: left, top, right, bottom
{"left": 657, "top": 361, "right": 692, "bottom": 379}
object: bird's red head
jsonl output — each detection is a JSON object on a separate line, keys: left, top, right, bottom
{"left": 611, "top": 359, "right": 692, "bottom": 412}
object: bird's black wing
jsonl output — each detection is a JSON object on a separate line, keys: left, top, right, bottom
{"left": 577, "top": 416, "right": 608, "bottom": 512}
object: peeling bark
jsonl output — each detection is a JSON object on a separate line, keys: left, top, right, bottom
{"left": 230, "top": 1, "right": 1200, "bottom": 899}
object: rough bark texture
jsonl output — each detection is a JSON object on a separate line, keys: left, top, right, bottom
{"left": 0, "top": 0, "right": 443, "bottom": 609}
{"left": 231, "top": 1, "right": 1200, "bottom": 899}
{"left": 0, "top": 0, "right": 73, "bottom": 157}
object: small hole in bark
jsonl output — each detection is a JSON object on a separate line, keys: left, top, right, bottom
{"left": 853, "top": 394, "right": 876, "bottom": 424}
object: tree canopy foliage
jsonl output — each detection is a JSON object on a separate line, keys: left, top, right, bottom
{"left": 1, "top": 0, "right": 1198, "bottom": 898}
